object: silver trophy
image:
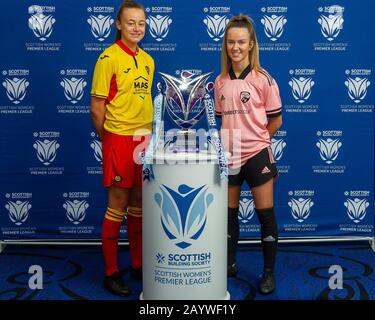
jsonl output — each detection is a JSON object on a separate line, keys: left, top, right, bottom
{"left": 175, "top": 128, "right": 197, "bottom": 152}
{"left": 157, "top": 70, "right": 213, "bottom": 153}
{"left": 144, "top": 70, "right": 227, "bottom": 181}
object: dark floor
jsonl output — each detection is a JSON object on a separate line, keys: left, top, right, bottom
{"left": 0, "top": 241, "right": 374, "bottom": 300}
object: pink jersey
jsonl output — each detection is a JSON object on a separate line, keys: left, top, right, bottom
{"left": 214, "top": 67, "right": 282, "bottom": 168}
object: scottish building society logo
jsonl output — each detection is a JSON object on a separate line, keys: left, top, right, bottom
{"left": 63, "top": 199, "right": 89, "bottom": 225}
{"left": 33, "top": 132, "right": 60, "bottom": 166}
{"left": 316, "top": 138, "right": 342, "bottom": 164}
{"left": 271, "top": 138, "right": 286, "bottom": 161}
{"left": 155, "top": 184, "right": 213, "bottom": 249}
{"left": 344, "top": 198, "right": 369, "bottom": 224}
{"left": 90, "top": 133, "right": 102, "bottom": 163}
{"left": 288, "top": 197, "right": 314, "bottom": 223}
{"left": 33, "top": 140, "right": 59, "bottom": 165}
{"left": 87, "top": 14, "right": 114, "bottom": 41}
{"left": 261, "top": 14, "right": 287, "bottom": 41}
{"left": 345, "top": 77, "right": 371, "bottom": 104}
{"left": 203, "top": 14, "right": 228, "bottom": 42}
{"left": 60, "top": 78, "right": 86, "bottom": 104}
{"left": 60, "top": 70, "right": 87, "bottom": 104}
{"left": 28, "top": 5, "right": 56, "bottom": 41}
{"left": 238, "top": 198, "right": 255, "bottom": 223}
{"left": 289, "top": 77, "right": 314, "bottom": 103}
{"left": 147, "top": 15, "right": 172, "bottom": 42}
{"left": 156, "top": 253, "right": 165, "bottom": 264}
{"left": 318, "top": 5, "right": 344, "bottom": 41}
{"left": 5, "top": 200, "right": 32, "bottom": 226}
{"left": 2, "top": 77, "right": 29, "bottom": 105}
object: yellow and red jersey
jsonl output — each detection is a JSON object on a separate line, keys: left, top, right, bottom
{"left": 91, "top": 40, "right": 154, "bottom": 136}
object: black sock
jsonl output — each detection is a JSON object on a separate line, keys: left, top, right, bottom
{"left": 256, "top": 207, "right": 278, "bottom": 273}
{"left": 228, "top": 207, "right": 239, "bottom": 266}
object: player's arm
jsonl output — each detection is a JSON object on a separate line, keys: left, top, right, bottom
{"left": 266, "top": 115, "right": 282, "bottom": 138}
{"left": 263, "top": 74, "right": 282, "bottom": 138}
{"left": 90, "top": 96, "right": 106, "bottom": 141}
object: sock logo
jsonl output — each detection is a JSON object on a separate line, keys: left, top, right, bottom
{"left": 263, "top": 235, "right": 276, "bottom": 242}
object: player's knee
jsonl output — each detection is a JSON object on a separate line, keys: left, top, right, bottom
{"left": 130, "top": 189, "right": 142, "bottom": 207}
{"left": 109, "top": 188, "right": 129, "bottom": 210}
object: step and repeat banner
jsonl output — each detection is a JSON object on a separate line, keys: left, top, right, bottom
{"left": 0, "top": 0, "right": 374, "bottom": 241}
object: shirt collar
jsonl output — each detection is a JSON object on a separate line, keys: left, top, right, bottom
{"left": 229, "top": 65, "right": 251, "bottom": 80}
{"left": 115, "top": 40, "right": 139, "bottom": 56}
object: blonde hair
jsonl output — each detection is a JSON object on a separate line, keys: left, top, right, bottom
{"left": 220, "top": 14, "right": 261, "bottom": 76}
{"left": 115, "top": 0, "right": 145, "bottom": 42}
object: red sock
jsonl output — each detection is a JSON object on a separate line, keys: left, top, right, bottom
{"left": 126, "top": 207, "right": 142, "bottom": 269}
{"left": 102, "top": 208, "right": 125, "bottom": 276}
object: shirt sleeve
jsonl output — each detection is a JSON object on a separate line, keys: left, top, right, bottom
{"left": 264, "top": 78, "right": 282, "bottom": 118}
{"left": 214, "top": 77, "right": 222, "bottom": 118}
{"left": 90, "top": 52, "right": 114, "bottom": 98}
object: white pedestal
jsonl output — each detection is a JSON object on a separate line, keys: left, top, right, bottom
{"left": 141, "top": 152, "right": 229, "bottom": 300}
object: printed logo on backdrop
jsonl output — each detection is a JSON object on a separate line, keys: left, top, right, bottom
{"left": 259, "top": 7, "right": 291, "bottom": 52}
{"left": 26, "top": 5, "right": 61, "bottom": 52}
{"left": 314, "top": 5, "right": 347, "bottom": 52}
{"left": 200, "top": 7, "right": 230, "bottom": 52}
{"left": 340, "top": 191, "right": 373, "bottom": 233}
{"left": 84, "top": 6, "right": 115, "bottom": 52}
{"left": 30, "top": 131, "right": 64, "bottom": 175}
{"left": 238, "top": 198, "right": 255, "bottom": 223}
{"left": 341, "top": 69, "right": 373, "bottom": 113}
{"left": 271, "top": 130, "right": 290, "bottom": 174}
{"left": 1, "top": 69, "right": 34, "bottom": 115}
{"left": 152, "top": 184, "right": 213, "bottom": 287}
{"left": 313, "top": 130, "right": 346, "bottom": 174}
{"left": 238, "top": 191, "right": 260, "bottom": 234}
{"left": 286, "top": 69, "right": 319, "bottom": 113}
{"left": 86, "top": 132, "right": 102, "bottom": 175}
{"left": 1, "top": 193, "right": 36, "bottom": 237}
{"left": 57, "top": 69, "right": 89, "bottom": 114}
{"left": 60, "top": 192, "right": 94, "bottom": 235}
{"left": 284, "top": 190, "right": 317, "bottom": 232}
{"left": 143, "top": 7, "right": 176, "bottom": 53}
{"left": 155, "top": 184, "right": 213, "bottom": 249}
{"left": 147, "top": 14, "right": 172, "bottom": 41}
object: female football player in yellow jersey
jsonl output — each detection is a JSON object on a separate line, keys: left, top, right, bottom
{"left": 90, "top": 0, "right": 154, "bottom": 296}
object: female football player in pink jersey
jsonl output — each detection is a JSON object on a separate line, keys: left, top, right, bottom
{"left": 90, "top": 0, "right": 154, "bottom": 296}
{"left": 214, "top": 14, "right": 282, "bottom": 294}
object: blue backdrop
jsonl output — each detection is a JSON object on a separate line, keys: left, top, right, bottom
{"left": 0, "top": 0, "right": 374, "bottom": 241}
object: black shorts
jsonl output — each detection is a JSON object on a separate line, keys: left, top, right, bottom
{"left": 228, "top": 146, "right": 278, "bottom": 188}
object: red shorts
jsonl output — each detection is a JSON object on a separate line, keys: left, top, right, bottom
{"left": 102, "top": 131, "right": 149, "bottom": 188}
